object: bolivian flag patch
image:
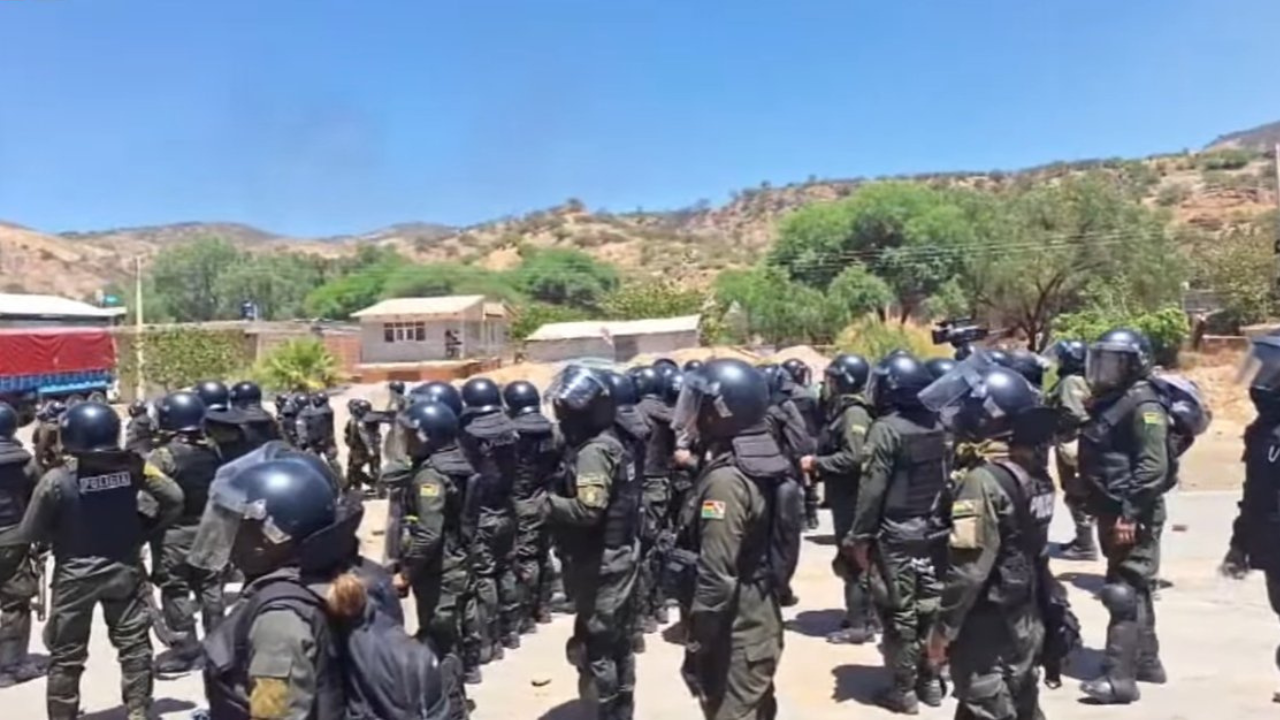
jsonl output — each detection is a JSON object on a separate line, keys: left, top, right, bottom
{"left": 701, "top": 500, "right": 726, "bottom": 520}
{"left": 1142, "top": 412, "right": 1162, "bottom": 425}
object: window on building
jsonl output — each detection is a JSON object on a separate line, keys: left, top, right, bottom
{"left": 383, "top": 321, "right": 427, "bottom": 343}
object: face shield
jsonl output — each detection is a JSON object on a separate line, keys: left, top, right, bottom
{"left": 672, "top": 370, "right": 734, "bottom": 445}
{"left": 187, "top": 443, "right": 308, "bottom": 572}
{"left": 917, "top": 351, "right": 999, "bottom": 429}
{"left": 1086, "top": 340, "right": 1139, "bottom": 394}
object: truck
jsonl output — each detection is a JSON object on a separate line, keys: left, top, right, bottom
{"left": 0, "top": 328, "right": 117, "bottom": 425}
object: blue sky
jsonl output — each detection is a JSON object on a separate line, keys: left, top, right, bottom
{"left": 2, "top": 0, "right": 1278, "bottom": 237}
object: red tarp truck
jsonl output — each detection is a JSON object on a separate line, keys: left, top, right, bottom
{"left": 0, "top": 328, "right": 117, "bottom": 424}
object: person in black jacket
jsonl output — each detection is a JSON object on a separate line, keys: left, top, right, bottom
{"left": 632, "top": 367, "right": 677, "bottom": 627}
{"left": 762, "top": 365, "right": 814, "bottom": 608}
{"left": 782, "top": 359, "right": 823, "bottom": 530}
{"left": 0, "top": 402, "right": 44, "bottom": 688}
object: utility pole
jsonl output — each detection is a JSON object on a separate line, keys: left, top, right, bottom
{"left": 134, "top": 255, "right": 145, "bottom": 400}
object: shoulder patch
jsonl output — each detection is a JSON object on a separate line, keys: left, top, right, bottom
{"left": 951, "top": 498, "right": 978, "bottom": 518}
{"left": 1142, "top": 411, "right": 1162, "bottom": 425}
{"left": 850, "top": 425, "right": 868, "bottom": 435}
{"left": 420, "top": 483, "right": 440, "bottom": 497}
{"left": 579, "top": 484, "right": 606, "bottom": 509}
{"left": 700, "top": 500, "right": 726, "bottom": 520}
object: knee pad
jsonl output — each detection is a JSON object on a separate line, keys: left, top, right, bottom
{"left": 1099, "top": 583, "right": 1138, "bottom": 621}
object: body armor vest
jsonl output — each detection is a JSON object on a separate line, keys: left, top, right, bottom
{"left": 409, "top": 463, "right": 468, "bottom": 564}
{"left": 730, "top": 430, "right": 790, "bottom": 588}
{"left": 511, "top": 413, "right": 558, "bottom": 501}
{"left": 1240, "top": 419, "right": 1280, "bottom": 567}
{"left": 204, "top": 577, "right": 343, "bottom": 720}
{"left": 986, "top": 459, "right": 1056, "bottom": 606}
{"left": 614, "top": 406, "right": 651, "bottom": 486}
{"left": 563, "top": 431, "right": 639, "bottom": 549}
{"left": 0, "top": 442, "right": 32, "bottom": 530}
{"left": 786, "top": 386, "right": 822, "bottom": 438}
{"left": 54, "top": 454, "right": 145, "bottom": 562}
{"left": 637, "top": 398, "right": 674, "bottom": 478}
{"left": 461, "top": 412, "right": 518, "bottom": 512}
{"left": 167, "top": 439, "right": 222, "bottom": 522}
{"left": 428, "top": 445, "right": 480, "bottom": 528}
{"left": 882, "top": 416, "right": 949, "bottom": 520}
{"left": 1079, "top": 382, "right": 1170, "bottom": 507}
{"left": 301, "top": 407, "right": 336, "bottom": 447}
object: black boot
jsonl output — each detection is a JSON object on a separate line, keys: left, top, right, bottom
{"left": 0, "top": 615, "right": 46, "bottom": 688}
{"left": 155, "top": 635, "right": 203, "bottom": 676}
{"left": 916, "top": 676, "right": 944, "bottom": 708}
{"left": 1136, "top": 593, "right": 1166, "bottom": 684}
{"left": 1081, "top": 620, "right": 1141, "bottom": 704}
{"left": 874, "top": 686, "right": 919, "bottom": 715}
{"left": 1060, "top": 523, "right": 1098, "bottom": 561}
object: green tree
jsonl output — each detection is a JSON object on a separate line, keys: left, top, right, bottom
{"left": 822, "top": 263, "right": 894, "bottom": 328}
{"left": 1187, "top": 213, "right": 1277, "bottom": 329}
{"left": 381, "top": 263, "right": 522, "bottom": 303}
{"left": 599, "top": 279, "right": 705, "bottom": 320}
{"left": 510, "top": 247, "right": 619, "bottom": 310}
{"left": 149, "top": 238, "right": 243, "bottom": 321}
{"left": 714, "top": 266, "right": 829, "bottom": 345}
{"left": 303, "top": 260, "right": 399, "bottom": 320}
{"left": 216, "top": 253, "right": 323, "bottom": 320}
{"left": 251, "top": 337, "right": 339, "bottom": 391}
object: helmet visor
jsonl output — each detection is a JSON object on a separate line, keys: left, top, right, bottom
{"left": 1239, "top": 335, "right": 1280, "bottom": 392}
{"left": 671, "top": 370, "right": 733, "bottom": 446}
{"left": 918, "top": 351, "right": 999, "bottom": 426}
{"left": 1086, "top": 341, "right": 1138, "bottom": 393}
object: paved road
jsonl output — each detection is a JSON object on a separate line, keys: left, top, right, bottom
{"left": 3, "top": 490, "right": 1278, "bottom": 719}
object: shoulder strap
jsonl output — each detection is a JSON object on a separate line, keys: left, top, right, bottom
{"left": 986, "top": 460, "right": 1032, "bottom": 541}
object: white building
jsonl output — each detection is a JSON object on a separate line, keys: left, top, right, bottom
{"left": 0, "top": 293, "right": 126, "bottom": 329}
{"left": 524, "top": 315, "right": 701, "bottom": 363}
{"left": 352, "top": 295, "right": 509, "bottom": 364}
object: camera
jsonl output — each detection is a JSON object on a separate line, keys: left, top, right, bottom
{"left": 932, "top": 319, "right": 990, "bottom": 359}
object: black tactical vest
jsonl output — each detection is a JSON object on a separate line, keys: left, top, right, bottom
{"left": 787, "top": 386, "right": 822, "bottom": 439}
{"left": 0, "top": 442, "right": 33, "bottom": 530}
{"left": 882, "top": 415, "right": 949, "bottom": 520}
{"left": 511, "top": 413, "right": 558, "bottom": 501}
{"left": 561, "top": 431, "right": 638, "bottom": 549}
{"left": 986, "top": 459, "right": 1056, "bottom": 606}
{"left": 1241, "top": 419, "right": 1280, "bottom": 567}
{"left": 730, "top": 430, "right": 791, "bottom": 589}
{"left": 302, "top": 407, "right": 336, "bottom": 447}
{"left": 428, "top": 445, "right": 479, "bottom": 528}
{"left": 614, "top": 406, "right": 651, "bottom": 487}
{"left": 167, "top": 439, "right": 222, "bottom": 522}
{"left": 460, "top": 412, "right": 519, "bottom": 512}
{"left": 125, "top": 417, "right": 155, "bottom": 455}
{"left": 637, "top": 398, "right": 674, "bottom": 478}
{"left": 203, "top": 576, "right": 344, "bottom": 720}
{"left": 53, "top": 454, "right": 145, "bottom": 562}
{"left": 1079, "top": 381, "right": 1169, "bottom": 507}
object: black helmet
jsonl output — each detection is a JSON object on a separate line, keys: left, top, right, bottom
{"left": 653, "top": 358, "right": 680, "bottom": 378}
{"left": 224, "top": 458, "right": 337, "bottom": 572}
{"left": 999, "top": 350, "right": 1047, "bottom": 389}
{"left": 984, "top": 349, "right": 1011, "bottom": 367}
{"left": 676, "top": 359, "right": 769, "bottom": 442}
{"left": 412, "top": 382, "right": 463, "bottom": 416}
{"left": 388, "top": 380, "right": 406, "bottom": 395}
{"left": 550, "top": 366, "right": 616, "bottom": 443}
{"left": 60, "top": 402, "right": 121, "bottom": 454}
{"left": 781, "top": 358, "right": 812, "bottom": 387}
{"left": 400, "top": 401, "right": 460, "bottom": 458}
{"left": 348, "top": 398, "right": 372, "bottom": 417}
{"left": 230, "top": 381, "right": 263, "bottom": 409}
{"left": 128, "top": 400, "right": 148, "bottom": 418}
{"left": 682, "top": 359, "right": 704, "bottom": 373}
{"left": 274, "top": 393, "right": 289, "bottom": 409}
{"left": 868, "top": 354, "right": 933, "bottom": 412}
{"left": 461, "top": 377, "right": 502, "bottom": 414}
{"left": 0, "top": 402, "right": 17, "bottom": 441}
{"left": 630, "top": 367, "right": 662, "bottom": 398}
{"left": 310, "top": 392, "right": 329, "bottom": 408}
{"left": 1086, "top": 328, "right": 1154, "bottom": 395}
{"left": 934, "top": 366, "right": 1052, "bottom": 444}
{"left": 662, "top": 371, "right": 685, "bottom": 405}
{"left": 158, "top": 391, "right": 207, "bottom": 433}
{"left": 824, "top": 354, "right": 870, "bottom": 395}
{"left": 604, "top": 372, "right": 639, "bottom": 407}
{"left": 924, "top": 357, "right": 957, "bottom": 381}
{"left": 1047, "top": 339, "right": 1087, "bottom": 377}
{"left": 502, "top": 381, "right": 542, "bottom": 417}
{"left": 195, "top": 380, "right": 231, "bottom": 412}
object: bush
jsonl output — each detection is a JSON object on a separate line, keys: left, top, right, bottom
{"left": 1155, "top": 183, "right": 1191, "bottom": 207}
{"left": 833, "top": 317, "right": 944, "bottom": 361}
{"left": 252, "top": 338, "right": 339, "bottom": 391}
{"left": 1052, "top": 306, "right": 1188, "bottom": 367}
{"left": 119, "top": 328, "right": 252, "bottom": 391}
{"left": 1197, "top": 148, "right": 1254, "bottom": 171}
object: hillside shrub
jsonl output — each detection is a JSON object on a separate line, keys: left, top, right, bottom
{"left": 251, "top": 338, "right": 339, "bottom": 391}
{"left": 1052, "top": 306, "right": 1188, "bottom": 367}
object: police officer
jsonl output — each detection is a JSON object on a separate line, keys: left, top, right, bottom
{"left": 149, "top": 390, "right": 227, "bottom": 675}
{"left": 804, "top": 353, "right": 877, "bottom": 645}
{"left": 274, "top": 393, "right": 300, "bottom": 447}
{"left": 1224, "top": 334, "right": 1280, "bottom": 702}
{"left": 345, "top": 398, "right": 383, "bottom": 496}
{"left": 298, "top": 392, "right": 344, "bottom": 484}
{"left": 459, "top": 378, "right": 522, "bottom": 658}
{"left": 675, "top": 359, "right": 787, "bottom": 720}
{"left": 125, "top": 400, "right": 155, "bottom": 456}
{"left": 384, "top": 380, "right": 411, "bottom": 462}
{"left": 504, "top": 380, "right": 563, "bottom": 631}
{"left": 922, "top": 364, "right": 1058, "bottom": 720}
{"left": 997, "top": 349, "right": 1048, "bottom": 390}
{"left": 633, "top": 367, "right": 677, "bottom": 625}
{"left": 392, "top": 400, "right": 474, "bottom": 698}
{"left": 196, "top": 379, "right": 238, "bottom": 452}
{"left": 846, "top": 354, "right": 948, "bottom": 713}
{"left": 225, "top": 380, "right": 283, "bottom": 457}
{"left": 0, "top": 402, "right": 44, "bottom": 687}
{"left": 9, "top": 402, "right": 182, "bottom": 720}
{"left": 605, "top": 371, "right": 653, "bottom": 649}
{"left": 33, "top": 400, "right": 66, "bottom": 474}
{"left": 1077, "top": 328, "right": 1171, "bottom": 705}
{"left": 1046, "top": 339, "right": 1097, "bottom": 561}
{"left": 389, "top": 380, "right": 410, "bottom": 413}
{"left": 758, "top": 366, "right": 812, "bottom": 610}
{"left": 924, "top": 358, "right": 956, "bottom": 381}
{"left": 545, "top": 366, "right": 641, "bottom": 720}
{"left": 781, "top": 359, "right": 823, "bottom": 530}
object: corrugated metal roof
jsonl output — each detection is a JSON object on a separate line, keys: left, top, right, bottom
{"left": 352, "top": 295, "right": 486, "bottom": 318}
{"left": 482, "top": 302, "right": 509, "bottom": 318}
{"left": 0, "top": 293, "right": 125, "bottom": 318}
{"left": 526, "top": 314, "right": 701, "bottom": 341}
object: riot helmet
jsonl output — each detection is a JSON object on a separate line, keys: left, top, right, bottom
{"left": 984, "top": 348, "right": 1011, "bottom": 369}
{"left": 0, "top": 403, "right": 16, "bottom": 441}
{"left": 230, "top": 381, "right": 263, "bottom": 409}
{"left": 59, "top": 401, "right": 121, "bottom": 454}
{"left": 388, "top": 380, "right": 406, "bottom": 395}
{"left": 921, "top": 359, "right": 1053, "bottom": 445}
{"left": 188, "top": 444, "right": 338, "bottom": 578}
{"left": 1241, "top": 335, "right": 1280, "bottom": 417}
{"left": 461, "top": 377, "right": 503, "bottom": 414}
{"left": 682, "top": 359, "right": 704, "bottom": 374}
{"left": 630, "top": 367, "right": 663, "bottom": 398}
{"left": 400, "top": 401, "right": 460, "bottom": 460}
{"left": 157, "top": 391, "right": 207, "bottom": 434}
{"left": 348, "top": 398, "right": 371, "bottom": 418}
{"left": 662, "top": 371, "right": 685, "bottom": 406}
{"left": 274, "top": 394, "right": 289, "bottom": 411}
{"left": 195, "top": 380, "right": 231, "bottom": 412}
{"left": 868, "top": 354, "right": 933, "bottom": 413}
{"left": 653, "top": 358, "right": 680, "bottom": 378}
{"left": 1044, "top": 339, "right": 1087, "bottom": 377}
{"left": 311, "top": 392, "right": 329, "bottom": 408}
{"left": 824, "top": 354, "right": 871, "bottom": 396}
{"left": 602, "top": 372, "right": 639, "bottom": 407}
{"left": 128, "top": 400, "right": 148, "bottom": 418}
{"left": 781, "top": 358, "right": 812, "bottom": 387}
{"left": 502, "top": 381, "right": 542, "bottom": 417}
{"left": 412, "top": 382, "right": 463, "bottom": 416}
{"left": 1000, "top": 349, "right": 1048, "bottom": 389}
{"left": 924, "top": 357, "right": 957, "bottom": 381}
{"left": 548, "top": 366, "right": 616, "bottom": 444}
{"left": 674, "top": 358, "right": 769, "bottom": 444}
{"left": 1086, "top": 328, "right": 1154, "bottom": 395}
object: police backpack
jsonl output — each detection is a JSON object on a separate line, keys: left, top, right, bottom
{"left": 1149, "top": 372, "right": 1211, "bottom": 457}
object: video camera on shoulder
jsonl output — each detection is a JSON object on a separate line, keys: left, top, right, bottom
{"left": 931, "top": 318, "right": 990, "bottom": 360}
